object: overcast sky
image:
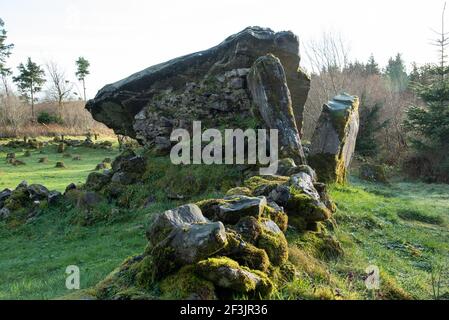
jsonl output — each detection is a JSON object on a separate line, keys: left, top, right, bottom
{"left": 1, "top": 0, "right": 447, "bottom": 99}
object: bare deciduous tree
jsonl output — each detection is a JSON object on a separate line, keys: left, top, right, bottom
{"left": 46, "top": 61, "right": 74, "bottom": 115}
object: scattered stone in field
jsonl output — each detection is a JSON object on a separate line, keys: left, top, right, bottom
{"left": 24, "top": 150, "right": 32, "bottom": 157}
{"left": 6, "top": 153, "right": 16, "bottom": 160}
{"left": 12, "top": 159, "right": 26, "bottom": 166}
{"left": 102, "top": 157, "right": 112, "bottom": 164}
{"left": 72, "top": 155, "right": 82, "bottom": 161}
{"left": 63, "top": 153, "right": 72, "bottom": 158}
{"left": 309, "top": 93, "right": 360, "bottom": 184}
{"left": 38, "top": 157, "right": 48, "bottom": 163}
{"left": 57, "top": 143, "right": 65, "bottom": 153}
{"left": 55, "top": 161, "right": 66, "bottom": 168}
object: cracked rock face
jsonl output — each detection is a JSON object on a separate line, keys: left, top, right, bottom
{"left": 86, "top": 26, "right": 310, "bottom": 157}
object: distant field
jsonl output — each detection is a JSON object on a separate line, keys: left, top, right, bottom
{"left": 0, "top": 136, "right": 120, "bottom": 191}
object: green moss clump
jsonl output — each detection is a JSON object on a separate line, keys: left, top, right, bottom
{"left": 195, "top": 257, "right": 274, "bottom": 297}
{"left": 244, "top": 175, "right": 289, "bottom": 195}
{"left": 268, "top": 261, "right": 296, "bottom": 285}
{"left": 308, "top": 153, "right": 340, "bottom": 184}
{"left": 286, "top": 189, "right": 331, "bottom": 224}
{"left": 159, "top": 265, "right": 216, "bottom": 300}
{"left": 257, "top": 228, "right": 288, "bottom": 266}
{"left": 288, "top": 215, "right": 308, "bottom": 231}
{"left": 224, "top": 231, "right": 270, "bottom": 272}
{"left": 263, "top": 205, "right": 288, "bottom": 232}
{"left": 226, "top": 187, "right": 253, "bottom": 197}
{"left": 196, "top": 198, "right": 226, "bottom": 220}
{"left": 93, "top": 255, "right": 155, "bottom": 300}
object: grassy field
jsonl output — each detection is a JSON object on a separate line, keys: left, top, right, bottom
{"left": 0, "top": 141, "right": 447, "bottom": 299}
{"left": 0, "top": 137, "right": 120, "bottom": 191}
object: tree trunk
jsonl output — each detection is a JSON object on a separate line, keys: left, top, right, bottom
{"left": 83, "top": 79, "right": 87, "bottom": 101}
{"left": 31, "top": 82, "right": 35, "bottom": 120}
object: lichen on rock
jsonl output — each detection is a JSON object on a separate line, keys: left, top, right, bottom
{"left": 309, "top": 93, "right": 360, "bottom": 184}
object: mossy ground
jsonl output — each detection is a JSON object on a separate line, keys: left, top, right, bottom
{"left": 0, "top": 143, "right": 448, "bottom": 299}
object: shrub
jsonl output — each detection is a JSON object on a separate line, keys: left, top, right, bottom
{"left": 37, "top": 111, "right": 62, "bottom": 125}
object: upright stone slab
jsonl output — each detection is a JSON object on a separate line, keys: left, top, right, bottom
{"left": 247, "top": 54, "right": 307, "bottom": 165}
{"left": 308, "top": 93, "right": 359, "bottom": 184}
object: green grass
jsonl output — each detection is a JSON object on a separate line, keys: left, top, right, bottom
{"left": 0, "top": 137, "right": 120, "bottom": 191}
{"left": 0, "top": 143, "right": 448, "bottom": 300}
{"left": 327, "top": 178, "right": 449, "bottom": 299}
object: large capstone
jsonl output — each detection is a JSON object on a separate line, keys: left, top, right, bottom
{"left": 86, "top": 27, "right": 310, "bottom": 155}
{"left": 308, "top": 93, "right": 359, "bottom": 184}
{"left": 248, "top": 54, "right": 306, "bottom": 164}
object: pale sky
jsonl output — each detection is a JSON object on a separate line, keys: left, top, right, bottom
{"left": 1, "top": 0, "right": 447, "bottom": 99}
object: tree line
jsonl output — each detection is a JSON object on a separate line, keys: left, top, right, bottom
{"left": 0, "top": 18, "right": 90, "bottom": 120}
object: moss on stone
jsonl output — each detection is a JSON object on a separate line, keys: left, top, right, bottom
{"left": 195, "top": 256, "right": 274, "bottom": 297}
{"left": 262, "top": 205, "right": 288, "bottom": 232}
{"left": 257, "top": 228, "right": 288, "bottom": 266}
{"left": 224, "top": 231, "right": 270, "bottom": 272}
{"left": 226, "top": 187, "right": 253, "bottom": 197}
{"left": 286, "top": 188, "right": 331, "bottom": 224}
{"left": 4, "top": 187, "right": 30, "bottom": 211}
{"left": 159, "top": 265, "right": 216, "bottom": 300}
{"left": 244, "top": 175, "right": 289, "bottom": 195}
{"left": 196, "top": 198, "right": 226, "bottom": 220}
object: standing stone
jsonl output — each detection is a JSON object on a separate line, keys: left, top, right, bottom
{"left": 248, "top": 54, "right": 306, "bottom": 165}
{"left": 308, "top": 93, "right": 359, "bottom": 184}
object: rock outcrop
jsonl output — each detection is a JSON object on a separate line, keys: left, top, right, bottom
{"left": 86, "top": 27, "right": 310, "bottom": 157}
{"left": 308, "top": 93, "right": 360, "bottom": 184}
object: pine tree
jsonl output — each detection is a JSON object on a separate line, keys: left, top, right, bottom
{"left": 0, "top": 18, "right": 14, "bottom": 95}
{"left": 385, "top": 53, "right": 409, "bottom": 92}
{"left": 13, "top": 57, "right": 46, "bottom": 118}
{"left": 365, "top": 54, "right": 380, "bottom": 75}
{"left": 75, "top": 57, "right": 90, "bottom": 101}
{"left": 404, "top": 3, "right": 449, "bottom": 181}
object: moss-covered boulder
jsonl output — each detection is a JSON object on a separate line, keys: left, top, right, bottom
{"left": 309, "top": 93, "right": 359, "bottom": 184}
{"left": 257, "top": 220, "right": 289, "bottom": 266}
{"left": 217, "top": 195, "right": 267, "bottom": 224}
{"left": 86, "top": 172, "right": 111, "bottom": 191}
{"left": 146, "top": 204, "right": 228, "bottom": 278}
{"left": 223, "top": 230, "right": 270, "bottom": 272}
{"left": 159, "top": 265, "right": 216, "bottom": 300}
{"left": 195, "top": 257, "right": 274, "bottom": 296}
